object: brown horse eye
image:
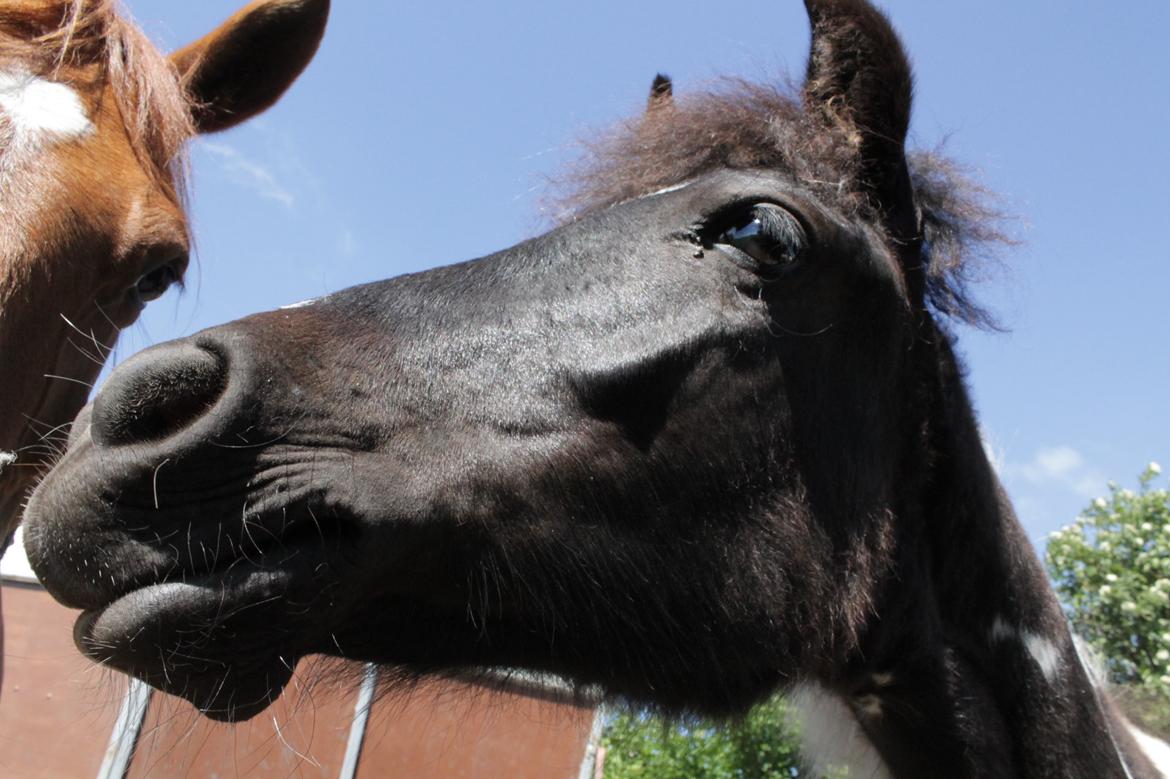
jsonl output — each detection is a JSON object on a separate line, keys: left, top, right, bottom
{"left": 134, "top": 263, "right": 180, "bottom": 303}
{"left": 715, "top": 204, "right": 805, "bottom": 270}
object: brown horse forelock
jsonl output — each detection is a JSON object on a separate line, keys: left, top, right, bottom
{"left": 553, "top": 78, "right": 1012, "bottom": 329}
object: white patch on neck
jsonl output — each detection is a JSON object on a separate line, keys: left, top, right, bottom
{"left": 990, "top": 616, "right": 1014, "bottom": 642}
{"left": 1073, "top": 636, "right": 1154, "bottom": 779}
{"left": 0, "top": 69, "right": 94, "bottom": 142}
{"left": 788, "top": 682, "right": 893, "bottom": 779}
{"left": 1022, "top": 633, "right": 1062, "bottom": 682}
{"left": 990, "top": 616, "right": 1063, "bottom": 682}
{"left": 1128, "top": 725, "right": 1170, "bottom": 778}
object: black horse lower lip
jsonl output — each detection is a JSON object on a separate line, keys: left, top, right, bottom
{"left": 73, "top": 570, "right": 296, "bottom": 657}
{"left": 71, "top": 565, "right": 313, "bottom": 722}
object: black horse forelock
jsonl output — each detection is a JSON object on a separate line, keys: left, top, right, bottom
{"left": 553, "top": 78, "right": 1013, "bottom": 328}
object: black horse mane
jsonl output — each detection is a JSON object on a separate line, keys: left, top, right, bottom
{"left": 553, "top": 77, "right": 1011, "bottom": 328}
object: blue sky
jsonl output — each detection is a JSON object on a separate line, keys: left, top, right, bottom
{"left": 111, "top": 0, "right": 1170, "bottom": 547}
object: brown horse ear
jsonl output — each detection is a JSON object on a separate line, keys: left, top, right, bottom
{"left": 170, "top": 0, "right": 330, "bottom": 134}
{"left": 647, "top": 74, "right": 674, "bottom": 113}
{"left": 802, "top": 0, "right": 918, "bottom": 247}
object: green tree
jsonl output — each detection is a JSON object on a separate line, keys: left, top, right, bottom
{"left": 599, "top": 697, "right": 809, "bottom": 778}
{"left": 1046, "top": 462, "right": 1170, "bottom": 730}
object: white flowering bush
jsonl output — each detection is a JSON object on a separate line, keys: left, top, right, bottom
{"left": 1046, "top": 463, "right": 1170, "bottom": 727}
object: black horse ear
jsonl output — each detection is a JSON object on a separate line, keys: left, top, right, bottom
{"left": 802, "top": 0, "right": 918, "bottom": 248}
{"left": 647, "top": 73, "right": 674, "bottom": 113}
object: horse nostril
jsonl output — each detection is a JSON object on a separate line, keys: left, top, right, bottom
{"left": 91, "top": 342, "right": 227, "bottom": 447}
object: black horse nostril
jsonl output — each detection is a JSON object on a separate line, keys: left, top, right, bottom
{"left": 91, "top": 342, "right": 227, "bottom": 447}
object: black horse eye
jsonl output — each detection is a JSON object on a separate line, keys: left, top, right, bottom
{"left": 714, "top": 204, "right": 806, "bottom": 271}
{"left": 134, "top": 263, "right": 180, "bottom": 303}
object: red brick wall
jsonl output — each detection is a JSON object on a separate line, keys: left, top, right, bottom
{"left": 1, "top": 582, "right": 596, "bottom": 778}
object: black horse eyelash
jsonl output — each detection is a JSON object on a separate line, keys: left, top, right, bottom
{"left": 693, "top": 202, "right": 803, "bottom": 245}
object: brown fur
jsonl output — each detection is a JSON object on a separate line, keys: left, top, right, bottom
{"left": 0, "top": 0, "right": 328, "bottom": 542}
{"left": 0, "top": 0, "right": 195, "bottom": 199}
{"left": 0, "top": 1, "right": 191, "bottom": 543}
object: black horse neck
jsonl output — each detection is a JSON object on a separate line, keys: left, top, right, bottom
{"left": 831, "top": 331, "right": 1155, "bottom": 778}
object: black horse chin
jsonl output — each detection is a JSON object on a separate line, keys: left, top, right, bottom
{"left": 74, "top": 570, "right": 303, "bottom": 722}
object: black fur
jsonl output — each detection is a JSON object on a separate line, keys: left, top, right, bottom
{"left": 22, "top": 1, "right": 1157, "bottom": 776}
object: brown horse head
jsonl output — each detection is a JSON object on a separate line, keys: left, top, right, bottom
{"left": 0, "top": 0, "right": 330, "bottom": 538}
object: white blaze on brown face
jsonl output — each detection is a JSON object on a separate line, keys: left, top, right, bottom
{"left": 0, "top": 69, "right": 94, "bottom": 142}
{"left": 0, "top": 69, "right": 94, "bottom": 205}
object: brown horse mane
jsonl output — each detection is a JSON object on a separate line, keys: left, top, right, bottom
{"left": 0, "top": 0, "right": 194, "bottom": 201}
{"left": 553, "top": 77, "right": 1011, "bottom": 327}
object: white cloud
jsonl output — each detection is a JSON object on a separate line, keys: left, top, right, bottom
{"left": 337, "top": 229, "right": 358, "bottom": 257}
{"left": 1025, "top": 446, "right": 1083, "bottom": 479}
{"left": 1009, "top": 445, "right": 1103, "bottom": 499}
{"left": 200, "top": 141, "right": 295, "bottom": 209}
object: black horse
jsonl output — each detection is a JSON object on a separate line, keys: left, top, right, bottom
{"left": 23, "top": 0, "right": 1166, "bottom": 776}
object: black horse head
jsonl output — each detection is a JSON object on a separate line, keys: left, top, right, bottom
{"left": 23, "top": 1, "right": 1163, "bottom": 776}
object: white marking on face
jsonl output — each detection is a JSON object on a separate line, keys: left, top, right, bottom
{"left": 641, "top": 181, "right": 693, "bottom": 199}
{"left": 990, "top": 616, "right": 1063, "bottom": 682}
{"left": 789, "top": 682, "right": 893, "bottom": 779}
{"left": 0, "top": 69, "right": 94, "bottom": 142}
{"left": 609, "top": 180, "right": 695, "bottom": 211}
{"left": 0, "top": 451, "right": 15, "bottom": 472}
{"left": 280, "top": 297, "right": 321, "bottom": 310}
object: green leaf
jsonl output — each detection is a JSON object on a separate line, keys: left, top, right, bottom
{"left": 1045, "top": 463, "right": 1170, "bottom": 732}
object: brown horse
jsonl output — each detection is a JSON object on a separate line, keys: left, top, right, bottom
{"left": 22, "top": 0, "right": 1169, "bottom": 776}
{"left": 0, "top": 0, "right": 328, "bottom": 680}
